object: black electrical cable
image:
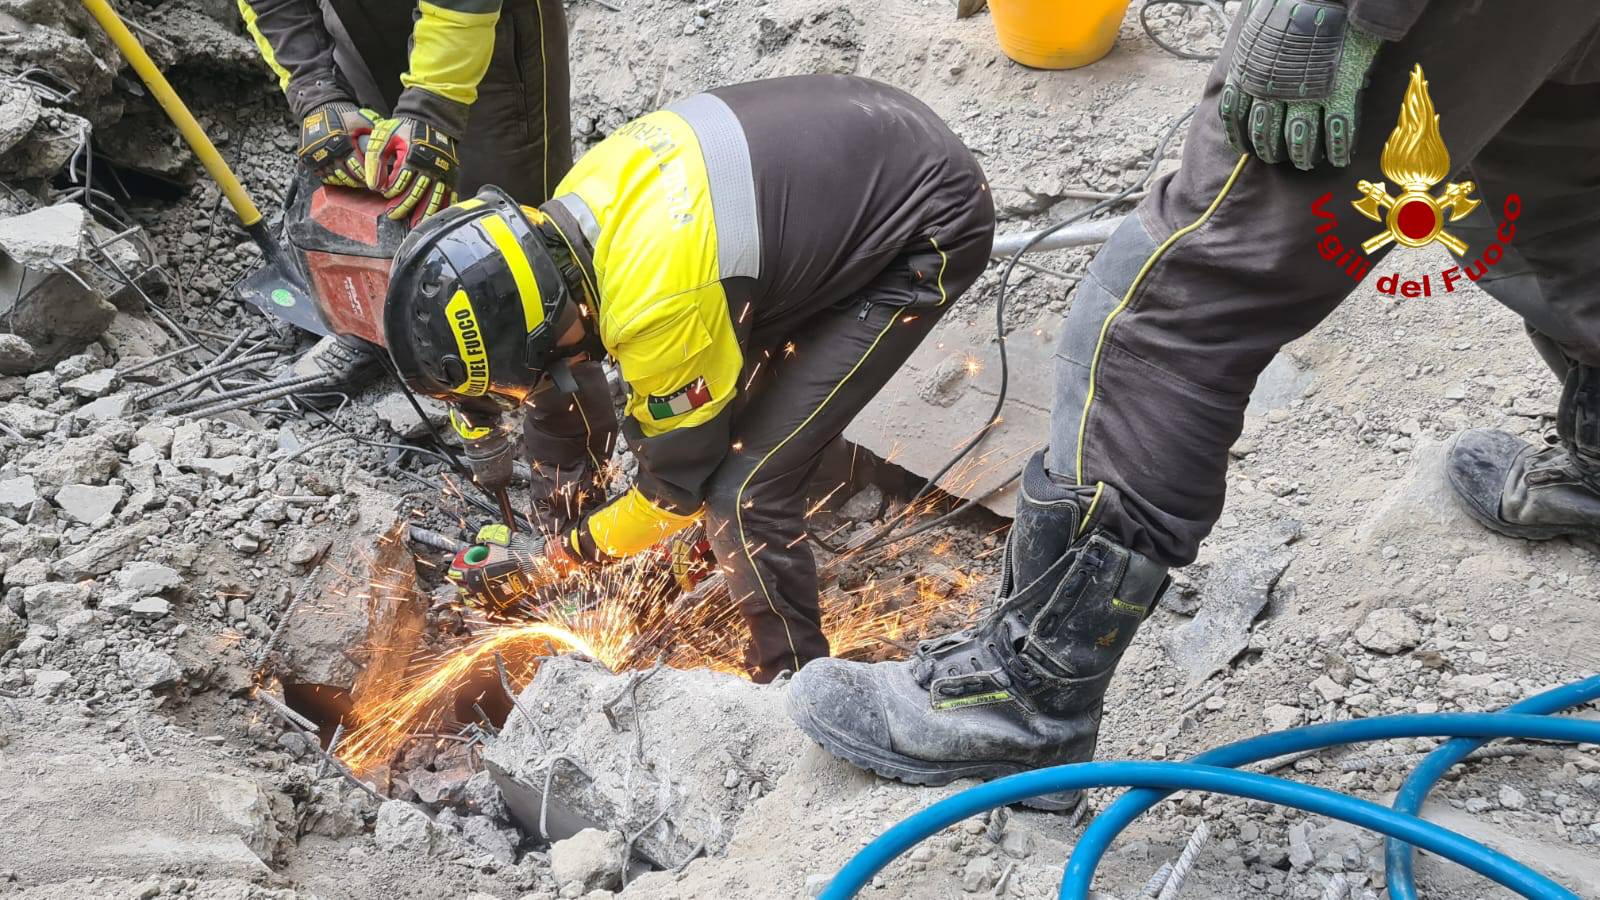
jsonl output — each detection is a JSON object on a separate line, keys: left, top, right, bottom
{"left": 811, "top": 107, "right": 1196, "bottom": 556}
{"left": 1139, "top": 0, "right": 1229, "bottom": 62}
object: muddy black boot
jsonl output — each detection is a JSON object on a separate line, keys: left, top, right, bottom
{"left": 1448, "top": 364, "right": 1600, "bottom": 541}
{"left": 786, "top": 452, "right": 1168, "bottom": 810}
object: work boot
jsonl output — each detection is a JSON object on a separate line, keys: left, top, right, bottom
{"left": 1448, "top": 364, "right": 1600, "bottom": 542}
{"left": 786, "top": 452, "right": 1168, "bottom": 810}
{"left": 291, "top": 334, "right": 385, "bottom": 399}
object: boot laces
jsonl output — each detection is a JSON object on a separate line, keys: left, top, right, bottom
{"left": 1526, "top": 433, "right": 1600, "bottom": 492}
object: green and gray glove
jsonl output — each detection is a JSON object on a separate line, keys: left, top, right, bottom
{"left": 1219, "top": 0, "right": 1382, "bottom": 170}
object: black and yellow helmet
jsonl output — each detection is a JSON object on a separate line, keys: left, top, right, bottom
{"left": 383, "top": 185, "right": 572, "bottom": 408}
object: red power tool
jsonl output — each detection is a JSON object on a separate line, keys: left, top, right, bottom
{"left": 236, "top": 169, "right": 409, "bottom": 349}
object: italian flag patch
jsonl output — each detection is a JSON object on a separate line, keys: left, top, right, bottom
{"left": 647, "top": 377, "right": 712, "bottom": 420}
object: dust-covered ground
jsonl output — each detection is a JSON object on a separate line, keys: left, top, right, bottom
{"left": 0, "top": 1, "right": 1597, "bottom": 899}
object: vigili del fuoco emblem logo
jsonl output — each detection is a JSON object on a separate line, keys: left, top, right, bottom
{"left": 1351, "top": 65, "right": 1480, "bottom": 256}
{"left": 1310, "top": 64, "right": 1521, "bottom": 299}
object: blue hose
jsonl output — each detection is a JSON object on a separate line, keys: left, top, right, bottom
{"left": 819, "top": 759, "right": 1579, "bottom": 900}
{"left": 1386, "top": 674, "right": 1600, "bottom": 900}
{"left": 1059, "top": 710, "right": 1600, "bottom": 897}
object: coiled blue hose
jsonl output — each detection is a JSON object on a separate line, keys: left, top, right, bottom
{"left": 1386, "top": 674, "right": 1600, "bottom": 900}
{"left": 821, "top": 707, "right": 1600, "bottom": 899}
{"left": 1058, "top": 710, "right": 1600, "bottom": 898}
{"left": 819, "top": 759, "right": 1580, "bottom": 899}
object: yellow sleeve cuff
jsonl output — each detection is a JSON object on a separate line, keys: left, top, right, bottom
{"left": 402, "top": 1, "right": 500, "bottom": 107}
{"left": 584, "top": 487, "right": 702, "bottom": 559}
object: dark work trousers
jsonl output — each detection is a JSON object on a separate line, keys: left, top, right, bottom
{"left": 321, "top": 0, "right": 573, "bottom": 204}
{"left": 703, "top": 228, "right": 993, "bottom": 684}
{"left": 1050, "top": 2, "right": 1600, "bottom": 568}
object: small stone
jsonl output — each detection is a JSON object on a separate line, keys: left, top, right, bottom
{"left": 375, "top": 800, "right": 439, "bottom": 854}
{"left": 116, "top": 561, "right": 183, "bottom": 596}
{"left": 961, "top": 855, "right": 1000, "bottom": 892}
{"left": 550, "top": 828, "right": 625, "bottom": 894}
{"left": 1287, "top": 823, "right": 1313, "bottom": 868}
{"left": 32, "top": 669, "right": 75, "bottom": 697}
{"left": 1498, "top": 785, "right": 1527, "bottom": 810}
{"left": 0, "top": 605, "right": 24, "bottom": 653}
{"left": 62, "top": 369, "right": 118, "bottom": 398}
{"left": 119, "top": 648, "right": 181, "bottom": 690}
{"left": 1238, "top": 821, "right": 1260, "bottom": 843}
{"left": 1263, "top": 703, "right": 1303, "bottom": 732}
{"left": 1487, "top": 624, "right": 1510, "bottom": 642}
{"left": 129, "top": 597, "right": 171, "bottom": 619}
{"left": 461, "top": 815, "right": 519, "bottom": 864}
{"left": 839, "top": 484, "right": 885, "bottom": 521}
{"left": 999, "top": 827, "right": 1035, "bottom": 859}
{"left": 54, "top": 482, "right": 125, "bottom": 523}
{"left": 1311, "top": 675, "right": 1347, "bottom": 703}
{"left": 1355, "top": 607, "right": 1421, "bottom": 654}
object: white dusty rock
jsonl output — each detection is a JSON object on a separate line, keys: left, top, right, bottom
{"left": 54, "top": 482, "right": 124, "bottom": 523}
{"left": 0, "top": 402, "right": 56, "bottom": 436}
{"left": 70, "top": 393, "right": 134, "bottom": 422}
{"left": 62, "top": 368, "right": 119, "bottom": 398}
{"left": 0, "top": 604, "right": 24, "bottom": 652}
{"left": 22, "top": 581, "right": 89, "bottom": 626}
{"left": 1355, "top": 607, "right": 1422, "bottom": 654}
{"left": 0, "top": 474, "right": 38, "bottom": 518}
{"left": 129, "top": 597, "right": 171, "bottom": 619}
{"left": 32, "top": 668, "right": 75, "bottom": 697}
{"left": 119, "top": 648, "right": 182, "bottom": 690}
{"left": 116, "top": 561, "right": 183, "bottom": 596}
{"left": 1263, "top": 703, "right": 1304, "bottom": 732}
{"left": 374, "top": 800, "right": 439, "bottom": 855}
{"left": 549, "top": 828, "right": 624, "bottom": 894}
{"left": 460, "top": 815, "right": 519, "bottom": 864}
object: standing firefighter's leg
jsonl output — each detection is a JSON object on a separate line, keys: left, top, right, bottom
{"left": 789, "top": 1, "right": 1600, "bottom": 804}
{"left": 1446, "top": 75, "right": 1600, "bottom": 541}
{"left": 457, "top": 0, "right": 572, "bottom": 204}
{"left": 705, "top": 234, "right": 988, "bottom": 684}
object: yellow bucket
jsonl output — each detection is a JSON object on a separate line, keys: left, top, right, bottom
{"left": 989, "top": 0, "right": 1132, "bottom": 69}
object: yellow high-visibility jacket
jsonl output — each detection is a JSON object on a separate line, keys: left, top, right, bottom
{"left": 534, "top": 75, "right": 991, "bottom": 563}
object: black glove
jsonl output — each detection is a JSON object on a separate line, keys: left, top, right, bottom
{"left": 363, "top": 115, "right": 460, "bottom": 223}
{"left": 446, "top": 524, "right": 571, "bottom": 619}
{"left": 1219, "top": 0, "right": 1382, "bottom": 170}
{"left": 297, "top": 101, "right": 378, "bottom": 188}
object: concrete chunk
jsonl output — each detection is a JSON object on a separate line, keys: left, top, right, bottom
{"left": 54, "top": 482, "right": 125, "bottom": 523}
{"left": 0, "top": 474, "right": 38, "bottom": 518}
{"left": 550, "top": 828, "right": 624, "bottom": 894}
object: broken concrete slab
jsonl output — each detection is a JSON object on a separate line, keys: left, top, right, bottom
{"left": 53, "top": 518, "right": 166, "bottom": 580}
{"left": 0, "top": 474, "right": 39, "bottom": 519}
{"left": 54, "top": 482, "right": 125, "bottom": 523}
{"left": 0, "top": 770, "right": 281, "bottom": 887}
{"left": 0, "top": 402, "right": 57, "bottom": 436}
{"left": 372, "top": 390, "right": 448, "bottom": 440}
{"left": 270, "top": 484, "right": 427, "bottom": 697}
{"left": 21, "top": 581, "right": 89, "bottom": 626}
{"left": 62, "top": 368, "right": 119, "bottom": 398}
{"left": 1163, "top": 531, "right": 1295, "bottom": 685}
{"left": 116, "top": 561, "right": 183, "bottom": 596}
{"left": 375, "top": 800, "right": 439, "bottom": 855}
{"left": 846, "top": 313, "right": 1058, "bottom": 516}
{"left": 0, "top": 204, "right": 118, "bottom": 370}
{"left": 487, "top": 657, "right": 806, "bottom": 869}
{"left": 69, "top": 392, "right": 135, "bottom": 423}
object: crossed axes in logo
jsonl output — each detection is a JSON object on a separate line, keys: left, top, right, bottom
{"left": 1352, "top": 179, "right": 1481, "bottom": 256}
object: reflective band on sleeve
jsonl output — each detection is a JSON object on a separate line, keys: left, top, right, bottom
{"left": 478, "top": 214, "right": 545, "bottom": 333}
{"left": 662, "top": 93, "right": 761, "bottom": 280}
{"left": 550, "top": 193, "right": 600, "bottom": 248}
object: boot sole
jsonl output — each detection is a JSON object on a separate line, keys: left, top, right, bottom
{"left": 786, "top": 692, "right": 1083, "bottom": 813}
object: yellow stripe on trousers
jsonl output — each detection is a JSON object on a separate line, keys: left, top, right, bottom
{"left": 534, "top": 0, "right": 551, "bottom": 195}
{"left": 735, "top": 237, "right": 950, "bottom": 672}
{"left": 1074, "top": 154, "right": 1250, "bottom": 484}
